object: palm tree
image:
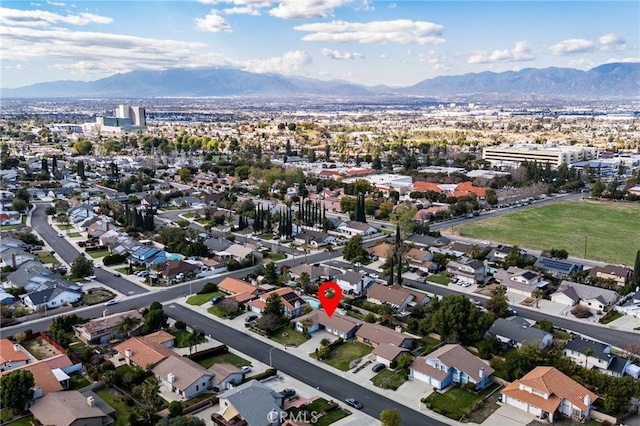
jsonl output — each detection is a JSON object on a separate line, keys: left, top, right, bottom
{"left": 582, "top": 347, "right": 594, "bottom": 368}
{"left": 379, "top": 303, "right": 396, "bottom": 324}
{"left": 141, "top": 376, "right": 160, "bottom": 406}
{"left": 469, "top": 244, "right": 481, "bottom": 259}
{"left": 186, "top": 327, "right": 205, "bottom": 355}
{"left": 116, "top": 315, "right": 141, "bottom": 339}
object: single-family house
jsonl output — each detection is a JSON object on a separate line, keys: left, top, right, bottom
{"left": 171, "top": 196, "right": 203, "bottom": 208}
{"left": 487, "top": 317, "right": 554, "bottom": 349}
{"left": 615, "top": 290, "right": 640, "bottom": 318}
{"left": 551, "top": 281, "right": 618, "bottom": 310}
{"left": 289, "top": 264, "right": 341, "bottom": 283}
{"left": 29, "top": 390, "right": 115, "bottom": 426}
{"left": 501, "top": 366, "right": 598, "bottom": 423}
{"left": 367, "top": 242, "right": 394, "bottom": 261}
{"left": 248, "top": 287, "right": 309, "bottom": 319}
{"left": 115, "top": 336, "right": 176, "bottom": 369}
{"left": 0, "top": 339, "right": 30, "bottom": 372}
{"left": 430, "top": 241, "right": 472, "bottom": 258}
{"left": 216, "top": 380, "right": 285, "bottom": 426}
{"left": 153, "top": 356, "right": 213, "bottom": 399}
{"left": 293, "top": 230, "right": 335, "bottom": 248}
{"left": 0, "top": 248, "right": 36, "bottom": 269}
{"left": 335, "top": 271, "right": 373, "bottom": 295}
{"left": 405, "top": 234, "right": 451, "bottom": 248}
{"left": 208, "top": 363, "right": 243, "bottom": 391}
{"left": 409, "top": 344, "right": 494, "bottom": 390}
{"left": 355, "top": 322, "right": 416, "bottom": 364}
{"left": 587, "top": 264, "right": 633, "bottom": 286}
{"left": 222, "top": 244, "right": 256, "bottom": 263}
{"left": 366, "top": 284, "right": 429, "bottom": 312}
{"left": 494, "top": 266, "right": 549, "bottom": 297}
{"left": 446, "top": 257, "right": 487, "bottom": 285}
{"left": 0, "top": 359, "right": 64, "bottom": 400}
{"left": 217, "top": 277, "right": 259, "bottom": 304}
{"left": 162, "top": 260, "right": 200, "bottom": 282}
{"left": 336, "top": 220, "right": 378, "bottom": 237}
{"left": 140, "top": 196, "right": 161, "bottom": 210}
{"left": 73, "top": 310, "right": 144, "bottom": 344}
{"left": 563, "top": 337, "right": 631, "bottom": 377}
{"left": 294, "top": 310, "right": 361, "bottom": 340}
{"left": 22, "top": 287, "right": 82, "bottom": 311}
{"left": 534, "top": 257, "right": 582, "bottom": 278}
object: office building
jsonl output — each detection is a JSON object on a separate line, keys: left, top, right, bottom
{"left": 482, "top": 144, "right": 598, "bottom": 168}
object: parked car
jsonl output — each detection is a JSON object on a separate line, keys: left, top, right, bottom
{"left": 372, "top": 363, "right": 386, "bottom": 373}
{"left": 280, "top": 389, "right": 296, "bottom": 398}
{"left": 57, "top": 232, "right": 64, "bottom": 237}
{"left": 369, "top": 273, "right": 380, "bottom": 279}
{"left": 244, "top": 314, "right": 258, "bottom": 323}
{"left": 211, "top": 296, "right": 224, "bottom": 305}
{"left": 345, "top": 398, "right": 363, "bottom": 409}
{"left": 104, "top": 299, "right": 118, "bottom": 306}
{"left": 113, "top": 272, "right": 121, "bottom": 277}
{"left": 241, "top": 366, "right": 252, "bottom": 374}
{"left": 139, "top": 271, "right": 149, "bottom": 277}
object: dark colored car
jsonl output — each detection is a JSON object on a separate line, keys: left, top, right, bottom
{"left": 280, "top": 388, "right": 296, "bottom": 398}
{"left": 211, "top": 296, "right": 224, "bottom": 304}
{"left": 345, "top": 398, "right": 363, "bottom": 409}
{"left": 372, "top": 363, "right": 386, "bottom": 373}
{"left": 244, "top": 314, "right": 258, "bottom": 323}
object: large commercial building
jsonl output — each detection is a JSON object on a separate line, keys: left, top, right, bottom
{"left": 92, "top": 105, "right": 146, "bottom": 134}
{"left": 482, "top": 144, "right": 598, "bottom": 168}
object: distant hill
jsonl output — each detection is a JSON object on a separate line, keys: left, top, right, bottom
{"left": 2, "top": 63, "right": 638, "bottom": 99}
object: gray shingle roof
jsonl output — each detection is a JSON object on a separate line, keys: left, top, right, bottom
{"left": 219, "top": 380, "right": 283, "bottom": 426}
{"left": 488, "top": 317, "right": 551, "bottom": 345}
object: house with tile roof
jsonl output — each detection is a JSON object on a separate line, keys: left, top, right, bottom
{"left": 73, "top": 310, "right": 143, "bottom": 344}
{"left": 563, "top": 337, "right": 632, "bottom": 377}
{"left": 494, "top": 266, "right": 550, "bottom": 297}
{"left": 0, "top": 339, "right": 30, "bottom": 372}
{"left": 162, "top": 259, "right": 200, "bottom": 282}
{"left": 217, "top": 277, "right": 259, "bottom": 304}
{"left": 153, "top": 356, "right": 213, "bottom": 399}
{"left": 409, "top": 344, "right": 494, "bottom": 390}
{"left": 114, "top": 335, "right": 176, "bottom": 369}
{"left": 551, "top": 281, "right": 618, "bottom": 310}
{"left": 216, "top": 380, "right": 285, "bottom": 426}
{"left": 29, "top": 390, "right": 115, "bottom": 426}
{"left": 0, "top": 359, "right": 64, "bottom": 400}
{"left": 501, "top": 366, "right": 598, "bottom": 423}
{"left": 487, "top": 317, "right": 554, "bottom": 349}
{"left": 294, "top": 310, "right": 361, "bottom": 340}
{"left": 248, "top": 287, "right": 309, "bottom": 319}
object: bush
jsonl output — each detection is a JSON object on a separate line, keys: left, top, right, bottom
{"left": 103, "top": 253, "right": 128, "bottom": 266}
{"left": 571, "top": 305, "right": 593, "bottom": 319}
{"left": 186, "top": 345, "right": 228, "bottom": 361}
{"left": 320, "top": 338, "right": 331, "bottom": 347}
{"left": 175, "top": 321, "right": 187, "bottom": 330}
{"left": 464, "top": 382, "right": 476, "bottom": 391}
{"left": 241, "top": 368, "right": 277, "bottom": 384}
{"left": 199, "top": 282, "right": 218, "bottom": 294}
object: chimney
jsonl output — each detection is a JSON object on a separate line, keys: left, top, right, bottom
{"left": 14, "top": 344, "right": 20, "bottom": 352}
{"left": 167, "top": 373, "right": 175, "bottom": 383}
{"left": 479, "top": 367, "right": 486, "bottom": 380}
{"left": 11, "top": 253, "right": 16, "bottom": 269}
{"left": 125, "top": 348, "right": 132, "bottom": 358}
{"left": 584, "top": 394, "right": 591, "bottom": 407}
{"left": 87, "top": 396, "right": 95, "bottom": 407}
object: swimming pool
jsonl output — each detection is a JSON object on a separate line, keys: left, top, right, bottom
{"left": 303, "top": 297, "right": 321, "bottom": 309}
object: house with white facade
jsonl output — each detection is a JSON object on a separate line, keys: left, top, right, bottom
{"left": 501, "top": 366, "right": 598, "bottom": 423}
{"left": 336, "top": 220, "right": 377, "bottom": 237}
{"left": 294, "top": 310, "right": 361, "bottom": 340}
{"left": 494, "top": 266, "right": 549, "bottom": 297}
{"left": 153, "top": 356, "right": 213, "bottom": 399}
{"left": 22, "top": 287, "right": 82, "bottom": 311}
{"left": 551, "top": 281, "right": 618, "bottom": 311}
{"left": 563, "top": 337, "right": 632, "bottom": 377}
{"left": 335, "top": 271, "right": 373, "bottom": 295}
{"left": 446, "top": 257, "right": 487, "bottom": 285}
{"left": 0, "top": 339, "right": 30, "bottom": 372}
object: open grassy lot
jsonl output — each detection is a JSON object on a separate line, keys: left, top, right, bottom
{"left": 187, "top": 292, "right": 222, "bottom": 306}
{"left": 270, "top": 328, "right": 308, "bottom": 347}
{"left": 322, "top": 342, "right": 373, "bottom": 371}
{"left": 35, "top": 251, "right": 57, "bottom": 264}
{"left": 423, "top": 383, "right": 500, "bottom": 421}
{"left": 80, "top": 288, "right": 115, "bottom": 306}
{"left": 456, "top": 201, "right": 640, "bottom": 265}
{"left": 427, "top": 272, "right": 450, "bottom": 286}
{"left": 194, "top": 352, "right": 252, "bottom": 369}
{"left": 371, "top": 368, "right": 408, "bottom": 390}
{"left": 87, "top": 249, "right": 110, "bottom": 259}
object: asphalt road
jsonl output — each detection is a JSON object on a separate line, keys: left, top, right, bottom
{"left": 165, "top": 303, "right": 445, "bottom": 426}
{"left": 31, "top": 203, "right": 148, "bottom": 296}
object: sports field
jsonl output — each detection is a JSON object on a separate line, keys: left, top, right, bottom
{"left": 456, "top": 201, "right": 640, "bottom": 265}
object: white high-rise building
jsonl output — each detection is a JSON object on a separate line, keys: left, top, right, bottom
{"left": 114, "top": 105, "right": 146, "bottom": 128}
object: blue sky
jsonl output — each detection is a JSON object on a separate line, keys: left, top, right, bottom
{"left": 1, "top": 0, "right": 638, "bottom": 88}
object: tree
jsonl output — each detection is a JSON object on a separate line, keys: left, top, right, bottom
{"left": 0, "top": 369, "right": 34, "bottom": 412}
{"left": 343, "top": 234, "right": 366, "bottom": 262}
{"left": 380, "top": 408, "right": 401, "bottom": 426}
{"left": 389, "top": 204, "right": 417, "bottom": 240}
{"left": 143, "top": 303, "right": 168, "bottom": 333}
{"left": 70, "top": 255, "right": 94, "bottom": 278}
{"left": 395, "top": 353, "right": 413, "bottom": 370}
{"left": 263, "top": 293, "right": 285, "bottom": 319}
{"left": 116, "top": 315, "right": 141, "bottom": 338}
{"left": 504, "top": 246, "right": 525, "bottom": 268}
{"left": 45, "top": 206, "right": 56, "bottom": 215}
{"left": 264, "top": 262, "right": 278, "bottom": 285}
{"left": 217, "top": 299, "right": 239, "bottom": 317}
{"left": 485, "top": 287, "right": 510, "bottom": 318}
{"left": 632, "top": 250, "right": 640, "bottom": 286}
{"left": 102, "top": 370, "right": 117, "bottom": 386}
{"left": 167, "top": 401, "right": 184, "bottom": 418}
{"left": 141, "top": 376, "right": 160, "bottom": 406}
{"left": 73, "top": 139, "right": 93, "bottom": 155}
{"left": 317, "top": 344, "right": 331, "bottom": 360}
{"left": 178, "top": 167, "right": 192, "bottom": 182}
{"left": 11, "top": 198, "right": 28, "bottom": 212}
{"left": 185, "top": 328, "right": 205, "bottom": 354}
{"left": 591, "top": 180, "right": 606, "bottom": 197}
{"left": 424, "top": 295, "right": 488, "bottom": 345}
{"left": 535, "top": 318, "right": 554, "bottom": 333}
{"left": 256, "top": 313, "right": 281, "bottom": 336}
{"left": 379, "top": 303, "right": 396, "bottom": 323}
{"left": 297, "top": 272, "right": 310, "bottom": 291}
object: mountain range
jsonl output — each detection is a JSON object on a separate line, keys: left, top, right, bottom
{"left": 2, "top": 62, "right": 639, "bottom": 100}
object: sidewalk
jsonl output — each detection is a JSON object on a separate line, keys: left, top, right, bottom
{"left": 171, "top": 296, "right": 460, "bottom": 426}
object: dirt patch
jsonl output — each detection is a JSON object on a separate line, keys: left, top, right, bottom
{"left": 22, "top": 336, "right": 63, "bottom": 360}
{"left": 475, "top": 283, "right": 501, "bottom": 297}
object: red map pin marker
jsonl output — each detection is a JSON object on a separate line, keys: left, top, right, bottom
{"left": 318, "top": 281, "right": 342, "bottom": 317}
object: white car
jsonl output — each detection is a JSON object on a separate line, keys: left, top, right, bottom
{"left": 369, "top": 273, "right": 380, "bottom": 279}
{"left": 241, "top": 366, "right": 252, "bottom": 374}
{"left": 57, "top": 232, "right": 64, "bottom": 237}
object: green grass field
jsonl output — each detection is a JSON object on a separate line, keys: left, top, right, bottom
{"left": 456, "top": 201, "right": 640, "bottom": 265}
{"left": 195, "top": 352, "right": 252, "bottom": 369}
{"left": 187, "top": 292, "right": 222, "bottom": 306}
{"left": 321, "top": 342, "right": 373, "bottom": 371}
{"left": 371, "top": 368, "right": 408, "bottom": 390}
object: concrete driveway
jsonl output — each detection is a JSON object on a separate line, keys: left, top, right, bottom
{"left": 482, "top": 403, "right": 536, "bottom": 425}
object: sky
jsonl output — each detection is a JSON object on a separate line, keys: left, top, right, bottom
{"left": 1, "top": 0, "right": 639, "bottom": 88}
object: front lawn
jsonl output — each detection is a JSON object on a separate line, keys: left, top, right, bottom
{"left": 172, "top": 329, "right": 206, "bottom": 350}
{"left": 270, "top": 328, "right": 308, "bottom": 347}
{"left": 35, "top": 251, "right": 57, "bottom": 264}
{"left": 416, "top": 336, "right": 440, "bottom": 355}
{"left": 207, "top": 305, "right": 242, "bottom": 319}
{"left": 87, "top": 250, "right": 110, "bottom": 259}
{"left": 260, "top": 234, "right": 273, "bottom": 240}
{"left": 321, "top": 342, "right": 373, "bottom": 371}
{"left": 427, "top": 272, "right": 450, "bottom": 286}
{"left": 182, "top": 212, "right": 195, "bottom": 218}
{"left": 423, "top": 383, "right": 500, "bottom": 421}
{"left": 600, "top": 311, "right": 623, "bottom": 325}
{"left": 194, "top": 352, "right": 252, "bottom": 369}
{"left": 187, "top": 292, "right": 222, "bottom": 306}
{"left": 68, "top": 232, "right": 82, "bottom": 237}
{"left": 287, "top": 398, "right": 350, "bottom": 426}
{"left": 5, "top": 415, "right": 38, "bottom": 426}
{"left": 371, "top": 368, "right": 408, "bottom": 390}
{"left": 80, "top": 288, "right": 116, "bottom": 306}
{"left": 268, "top": 252, "right": 287, "bottom": 261}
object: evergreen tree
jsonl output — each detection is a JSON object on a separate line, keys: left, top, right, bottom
{"left": 41, "top": 157, "right": 49, "bottom": 173}
{"left": 52, "top": 155, "right": 58, "bottom": 173}
{"left": 388, "top": 256, "right": 395, "bottom": 286}
{"left": 632, "top": 249, "right": 640, "bottom": 286}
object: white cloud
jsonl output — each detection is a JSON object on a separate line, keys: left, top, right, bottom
{"left": 0, "top": 6, "right": 113, "bottom": 27}
{"left": 320, "top": 48, "right": 363, "bottom": 59}
{"left": 598, "top": 33, "right": 626, "bottom": 51}
{"left": 199, "top": 0, "right": 271, "bottom": 5}
{"left": 380, "top": 54, "right": 388, "bottom": 59}
{"left": 46, "top": 0, "right": 66, "bottom": 6}
{"left": 195, "top": 10, "right": 232, "bottom": 32}
{"left": 548, "top": 38, "right": 595, "bottom": 55}
{"left": 269, "top": 0, "right": 351, "bottom": 20}
{"left": 568, "top": 58, "right": 595, "bottom": 68}
{"left": 242, "top": 50, "right": 311, "bottom": 74}
{"left": 223, "top": 6, "right": 261, "bottom": 15}
{"left": 388, "top": 2, "right": 396, "bottom": 8}
{"left": 354, "top": 0, "right": 374, "bottom": 12}
{"left": 606, "top": 57, "right": 640, "bottom": 63}
{"left": 468, "top": 41, "right": 535, "bottom": 64}
{"left": 295, "top": 19, "right": 445, "bottom": 45}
